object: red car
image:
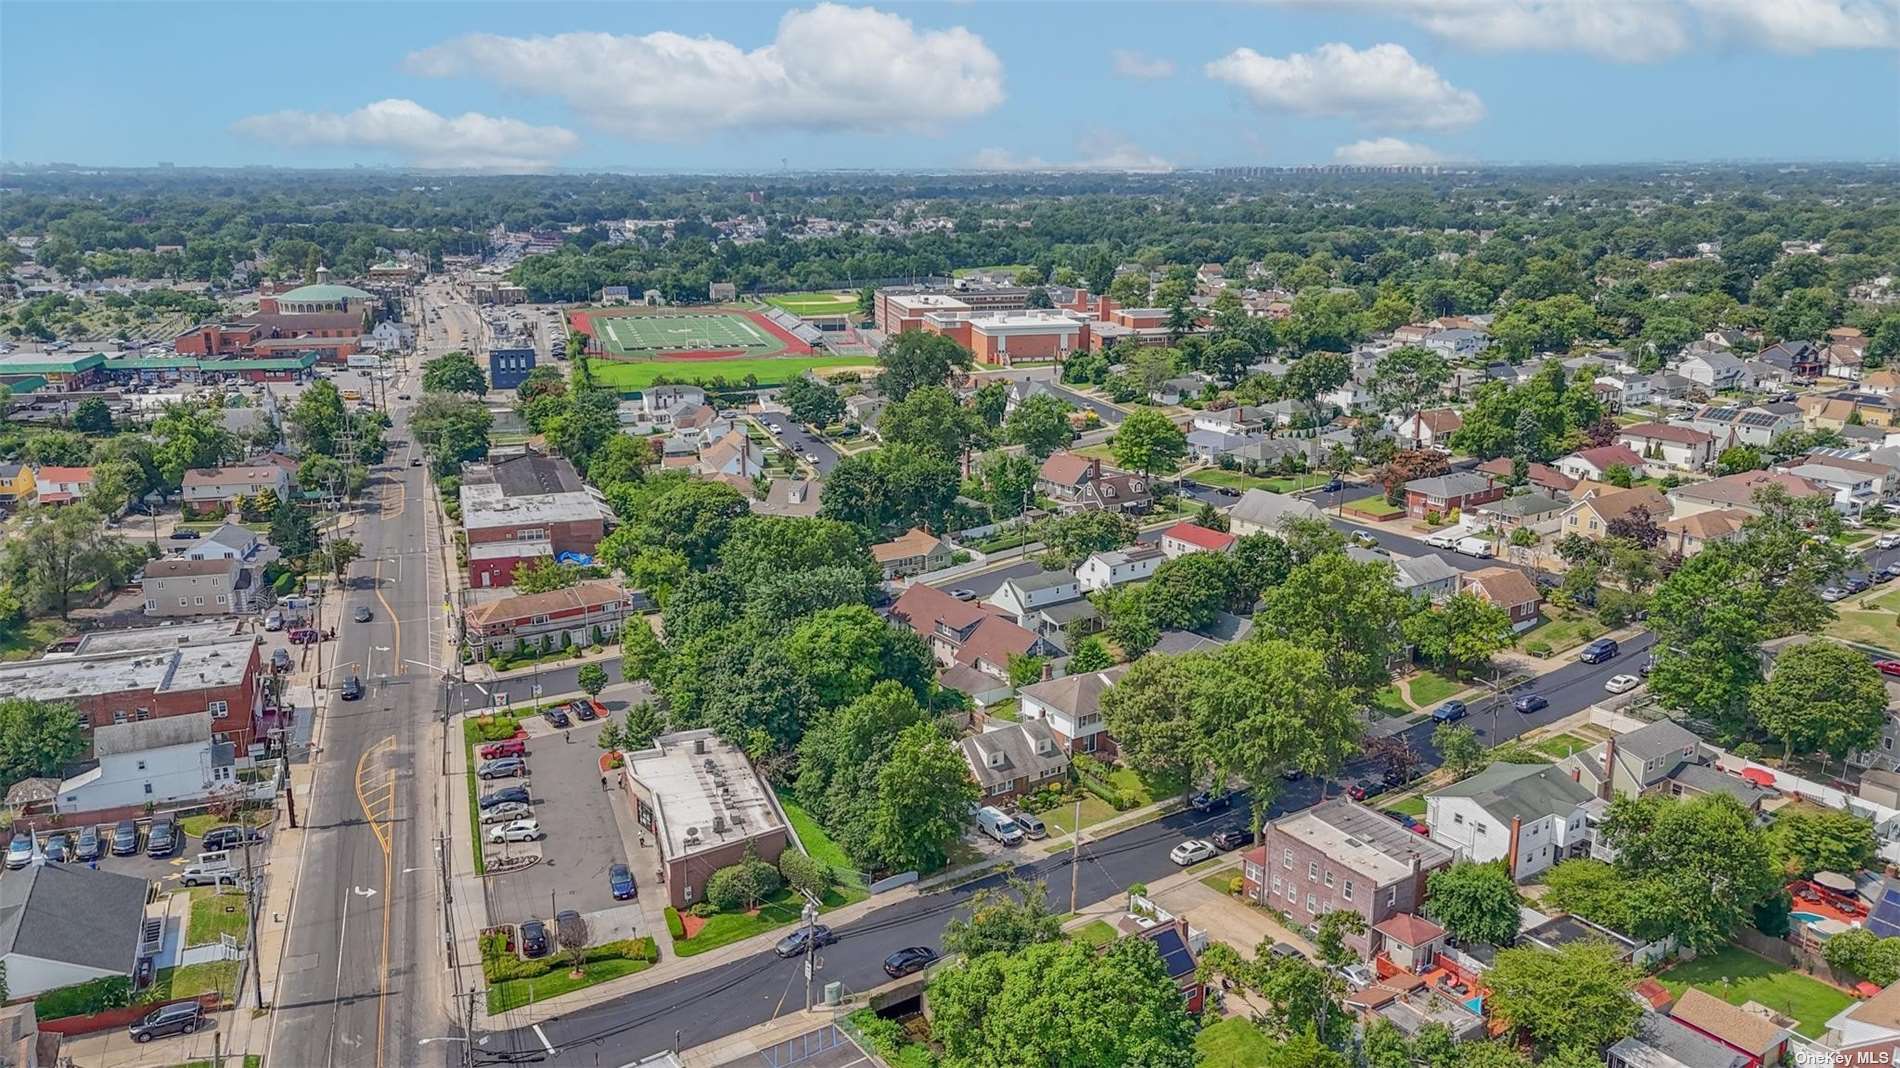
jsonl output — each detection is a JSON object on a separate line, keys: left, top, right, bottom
{"left": 479, "top": 739, "right": 527, "bottom": 760}
{"left": 1878, "top": 661, "right": 1900, "bottom": 678}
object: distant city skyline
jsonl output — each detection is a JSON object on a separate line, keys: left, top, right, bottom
{"left": 4, "top": 1, "right": 1897, "bottom": 173}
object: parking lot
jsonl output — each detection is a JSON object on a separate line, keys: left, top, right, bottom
{"left": 3, "top": 816, "right": 272, "bottom": 891}
{"left": 479, "top": 713, "right": 647, "bottom": 945}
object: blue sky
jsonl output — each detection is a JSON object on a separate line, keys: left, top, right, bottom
{"left": 4, "top": 2, "right": 1897, "bottom": 172}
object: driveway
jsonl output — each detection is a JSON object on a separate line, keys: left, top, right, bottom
{"left": 756, "top": 415, "right": 841, "bottom": 475}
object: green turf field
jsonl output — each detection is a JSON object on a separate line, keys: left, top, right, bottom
{"left": 586, "top": 354, "right": 873, "bottom": 389}
{"left": 591, "top": 310, "right": 785, "bottom": 358}
{"left": 764, "top": 291, "right": 859, "bottom": 318}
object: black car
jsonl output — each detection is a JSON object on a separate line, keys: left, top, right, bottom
{"left": 568, "top": 699, "right": 598, "bottom": 723}
{"left": 129, "top": 1001, "right": 203, "bottom": 1044}
{"left": 340, "top": 675, "right": 364, "bottom": 700}
{"left": 1281, "top": 767, "right": 1307, "bottom": 781}
{"left": 1210, "top": 826, "right": 1252, "bottom": 851}
{"left": 1189, "top": 790, "right": 1232, "bottom": 813}
{"left": 201, "top": 826, "right": 264, "bottom": 852}
{"left": 1323, "top": 477, "right": 1345, "bottom": 492}
{"left": 544, "top": 706, "right": 572, "bottom": 729}
{"left": 1512, "top": 693, "right": 1548, "bottom": 714}
{"left": 1580, "top": 638, "right": 1619, "bottom": 664}
{"left": 111, "top": 820, "right": 140, "bottom": 856}
{"left": 775, "top": 924, "right": 837, "bottom": 958}
{"left": 883, "top": 946, "right": 940, "bottom": 978}
{"left": 145, "top": 819, "right": 177, "bottom": 858}
{"left": 170, "top": 529, "right": 200, "bottom": 540}
{"left": 520, "top": 919, "right": 550, "bottom": 958}
{"left": 479, "top": 786, "right": 531, "bottom": 809}
{"left": 352, "top": 606, "right": 373, "bottom": 623}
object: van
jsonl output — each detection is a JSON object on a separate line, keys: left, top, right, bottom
{"left": 129, "top": 1001, "right": 203, "bottom": 1043}
{"left": 975, "top": 806, "right": 1024, "bottom": 846}
{"left": 1454, "top": 536, "right": 1494, "bottom": 558}
{"left": 1424, "top": 530, "right": 1459, "bottom": 549}
{"left": 180, "top": 863, "right": 242, "bottom": 888}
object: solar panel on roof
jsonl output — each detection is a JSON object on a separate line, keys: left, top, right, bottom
{"left": 1868, "top": 884, "right": 1900, "bottom": 939}
{"left": 1149, "top": 927, "right": 1196, "bottom": 978}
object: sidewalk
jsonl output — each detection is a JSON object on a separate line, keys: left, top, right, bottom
{"left": 462, "top": 643, "right": 621, "bottom": 683}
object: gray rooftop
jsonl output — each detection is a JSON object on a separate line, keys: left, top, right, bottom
{"left": 92, "top": 710, "right": 212, "bottom": 757}
{"left": 0, "top": 637, "right": 255, "bottom": 703}
{"left": 1611, "top": 1012, "right": 1752, "bottom": 1068}
{"left": 1018, "top": 666, "right": 1128, "bottom": 718}
{"left": 1229, "top": 488, "right": 1324, "bottom": 528}
{"left": 1007, "top": 570, "right": 1081, "bottom": 595}
{"left": 0, "top": 863, "right": 149, "bottom": 975}
{"left": 1268, "top": 797, "right": 1454, "bottom": 885}
{"left": 71, "top": 620, "right": 243, "bottom": 655}
{"left": 1617, "top": 720, "right": 1702, "bottom": 762}
{"left": 961, "top": 720, "right": 1067, "bottom": 790}
{"left": 1479, "top": 493, "right": 1566, "bottom": 517}
{"left": 1432, "top": 762, "right": 1593, "bottom": 824}
{"left": 1404, "top": 472, "right": 1496, "bottom": 498}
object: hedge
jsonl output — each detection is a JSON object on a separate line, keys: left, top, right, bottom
{"left": 36, "top": 976, "right": 134, "bottom": 1019}
{"left": 664, "top": 906, "right": 685, "bottom": 940}
{"left": 472, "top": 716, "right": 521, "bottom": 743}
{"left": 1072, "top": 755, "right": 1132, "bottom": 811}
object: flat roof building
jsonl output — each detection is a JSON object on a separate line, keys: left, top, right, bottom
{"left": 621, "top": 730, "right": 792, "bottom": 909}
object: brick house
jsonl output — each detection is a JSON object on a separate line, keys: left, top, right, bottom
{"left": 959, "top": 720, "right": 1069, "bottom": 804}
{"left": 1401, "top": 472, "right": 1505, "bottom": 520}
{"left": 620, "top": 730, "right": 791, "bottom": 910}
{"left": 462, "top": 581, "right": 648, "bottom": 660}
{"left": 1460, "top": 566, "right": 1541, "bottom": 632}
{"left": 459, "top": 488, "right": 608, "bottom": 588}
{"left": 1241, "top": 798, "right": 1454, "bottom": 960}
{"left": 0, "top": 634, "right": 262, "bottom": 752}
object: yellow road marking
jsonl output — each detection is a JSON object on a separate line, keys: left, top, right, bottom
{"left": 352, "top": 734, "right": 397, "bottom": 1068}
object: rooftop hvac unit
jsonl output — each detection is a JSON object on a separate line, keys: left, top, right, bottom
{"left": 713, "top": 815, "right": 726, "bottom": 834}
{"left": 683, "top": 827, "right": 701, "bottom": 846}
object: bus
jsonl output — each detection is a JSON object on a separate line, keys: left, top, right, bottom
{"left": 346, "top": 354, "right": 384, "bottom": 370}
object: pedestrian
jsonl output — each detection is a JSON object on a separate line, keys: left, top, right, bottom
{"left": 565, "top": 731, "right": 572, "bottom": 744}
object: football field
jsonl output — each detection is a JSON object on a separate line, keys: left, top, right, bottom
{"left": 591, "top": 310, "right": 785, "bottom": 358}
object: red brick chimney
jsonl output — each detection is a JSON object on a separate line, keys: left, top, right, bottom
{"left": 1505, "top": 815, "right": 1523, "bottom": 879}
{"left": 1090, "top": 457, "right": 1102, "bottom": 481}
{"left": 1600, "top": 734, "right": 1617, "bottom": 801}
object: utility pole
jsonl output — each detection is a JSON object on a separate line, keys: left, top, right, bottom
{"left": 238, "top": 790, "right": 264, "bottom": 1007}
{"left": 1068, "top": 794, "right": 1082, "bottom": 912}
{"left": 801, "top": 896, "right": 820, "bottom": 1013}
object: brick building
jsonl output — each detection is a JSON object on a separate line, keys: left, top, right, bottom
{"left": 620, "top": 730, "right": 791, "bottom": 909}
{"left": 0, "top": 633, "right": 262, "bottom": 752}
{"left": 458, "top": 453, "right": 609, "bottom": 587}
{"left": 173, "top": 311, "right": 365, "bottom": 365}
{"left": 462, "top": 581, "right": 648, "bottom": 660}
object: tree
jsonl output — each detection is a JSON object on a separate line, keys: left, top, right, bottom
{"left": 1485, "top": 942, "right": 1642, "bottom": 1055}
{"left": 287, "top": 380, "right": 348, "bottom": 457}
{"left": 1716, "top": 445, "right": 1764, "bottom": 475}
{"left": 782, "top": 605, "right": 932, "bottom": 708}
{"left": 1232, "top": 533, "right": 1294, "bottom": 600}
{"left": 1425, "top": 862, "right": 1523, "bottom": 946}
{"left": 780, "top": 376, "right": 845, "bottom": 427}
{"left": 818, "top": 444, "right": 959, "bottom": 535}
{"left": 1364, "top": 735, "right": 1425, "bottom": 787}
{"left": 1371, "top": 347, "right": 1451, "bottom": 448}
{"left": 1111, "top": 408, "right": 1188, "bottom": 478}
{"left": 608, "top": 479, "right": 749, "bottom": 568}
{"left": 0, "top": 697, "right": 86, "bottom": 789}
{"left": 878, "top": 385, "right": 985, "bottom": 462}
{"left": 977, "top": 451, "right": 1039, "bottom": 519}
{"left": 1313, "top": 910, "right": 1368, "bottom": 968}
{"left": 705, "top": 852, "right": 782, "bottom": 912}
{"left": 1036, "top": 510, "right": 1135, "bottom": 566}
{"left": 1597, "top": 792, "right": 1777, "bottom": 950}
{"left": 928, "top": 937, "right": 1197, "bottom": 1068}
{"left": 556, "top": 910, "right": 591, "bottom": 974}
{"left": 1285, "top": 352, "right": 1352, "bottom": 405}
{"left": 268, "top": 499, "right": 316, "bottom": 560}
{"left": 778, "top": 849, "right": 834, "bottom": 899}
{"left": 1003, "top": 393, "right": 1076, "bottom": 458}
{"left": 968, "top": 380, "right": 1011, "bottom": 428}
{"left": 1403, "top": 593, "right": 1516, "bottom": 674}
{"left": 8, "top": 504, "right": 125, "bottom": 619}
{"left": 546, "top": 387, "right": 618, "bottom": 468}
{"left": 1143, "top": 552, "right": 1242, "bottom": 631}
{"left": 619, "top": 699, "right": 666, "bottom": 749}
{"left": 1259, "top": 553, "right": 1416, "bottom": 699}
{"left": 1432, "top": 724, "right": 1486, "bottom": 779}
{"left": 511, "top": 558, "right": 583, "bottom": 594}
{"left": 23, "top": 430, "right": 91, "bottom": 467}
{"left": 319, "top": 537, "right": 362, "bottom": 580}
{"left": 865, "top": 719, "right": 975, "bottom": 872}
{"left": 1750, "top": 639, "right": 1887, "bottom": 762}
{"left": 585, "top": 433, "right": 653, "bottom": 490}
{"left": 876, "top": 331, "right": 971, "bottom": 401}
{"left": 421, "top": 351, "right": 487, "bottom": 395}
{"left": 941, "top": 875, "right": 1065, "bottom": 959}
{"left": 1768, "top": 807, "right": 1877, "bottom": 879}
{"left": 1644, "top": 541, "right": 1772, "bottom": 733}
{"left": 1066, "top": 636, "right": 1113, "bottom": 673}
{"left": 1824, "top": 927, "right": 1900, "bottom": 986}
{"left": 577, "top": 663, "right": 609, "bottom": 698}
{"left": 71, "top": 397, "right": 114, "bottom": 434}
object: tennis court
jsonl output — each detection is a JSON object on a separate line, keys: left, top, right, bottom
{"left": 590, "top": 310, "right": 786, "bottom": 358}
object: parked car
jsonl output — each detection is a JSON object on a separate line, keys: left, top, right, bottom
{"left": 1878, "top": 661, "right": 1900, "bottom": 678}
{"left": 567, "top": 699, "right": 598, "bottom": 723}
{"left": 1579, "top": 638, "right": 1620, "bottom": 664}
{"left": 1349, "top": 530, "right": 1379, "bottom": 548}
{"left": 478, "top": 757, "right": 527, "bottom": 780}
{"left": 129, "top": 1001, "right": 203, "bottom": 1044}
{"left": 949, "top": 588, "right": 977, "bottom": 602}
{"left": 1512, "top": 693, "right": 1548, "bottom": 714}
{"left": 41, "top": 834, "right": 67, "bottom": 864}
{"left": 264, "top": 610, "right": 284, "bottom": 631}
{"left": 340, "top": 676, "right": 364, "bottom": 701}
{"left": 5, "top": 833, "right": 34, "bottom": 870}
{"left": 271, "top": 648, "right": 291, "bottom": 672}
{"left": 883, "top": 946, "right": 940, "bottom": 978}
{"left": 111, "top": 820, "right": 140, "bottom": 856}
{"left": 352, "top": 606, "right": 373, "bottom": 623}
{"left": 1009, "top": 811, "right": 1047, "bottom": 839}
{"left": 1210, "top": 826, "right": 1252, "bottom": 851}
{"left": 774, "top": 924, "right": 837, "bottom": 958}
{"left": 1880, "top": 533, "right": 1900, "bottom": 550}
{"left": 1170, "top": 839, "right": 1217, "bottom": 866}
{"left": 74, "top": 825, "right": 101, "bottom": 862}
{"left": 479, "top": 739, "right": 527, "bottom": 760}
{"left": 1323, "top": 477, "right": 1345, "bottom": 493}
{"left": 1189, "top": 790, "right": 1232, "bottom": 813}
{"left": 520, "top": 919, "right": 550, "bottom": 958}
{"left": 1336, "top": 962, "right": 1376, "bottom": 990}
{"left": 478, "top": 786, "right": 531, "bottom": 809}
{"left": 1882, "top": 563, "right": 1900, "bottom": 582}
{"left": 199, "top": 826, "right": 263, "bottom": 852}
{"left": 609, "top": 862, "right": 637, "bottom": 901}
{"left": 1430, "top": 700, "right": 1468, "bottom": 723}
{"left": 181, "top": 863, "right": 242, "bottom": 888}
{"left": 544, "top": 706, "right": 572, "bottom": 729}
{"left": 1347, "top": 779, "right": 1387, "bottom": 801}
{"left": 146, "top": 819, "right": 177, "bottom": 857}
{"left": 480, "top": 802, "right": 533, "bottom": 824}
{"left": 171, "top": 529, "right": 200, "bottom": 540}
{"left": 488, "top": 819, "right": 542, "bottom": 843}
{"left": 1604, "top": 674, "right": 1642, "bottom": 694}
{"left": 974, "top": 806, "right": 1024, "bottom": 846}
{"left": 289, "top": 627, "right": 320, "bottom": 644}
{"left": 1269, "top": 943, "right": 1304, "bottom": 960}
{"left": 1846, "top": 575, "right": 1872, "bottom": 594}
{"left": 1822, "top": 586, "right": 1847, "bottom": 603}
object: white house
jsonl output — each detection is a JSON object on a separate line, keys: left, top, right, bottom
{"left": 1425, "top": 762, "right": 1595, "bottom": 881}
{"left": 54, "top": 711, "right": 237, "bottom": 813}
{"left": 617, "top": 385, "right": 708, "bottom": 431}
{"left": 1616, "top": 423, "right": 1716, "bottom": 472}
{"left": 1774, "top": 456, "right": 1888, "bottom": 516}
{"left": 182, "top": 522, "right": 261, "bottom": 562}
{"left": 1676, "top": 352, "right": 1750, "bottom": 391}
{"left": 1077, "top": 545, "right": 1164, "bottom": 592}
{"left": 1594, "top": 375, "right": 1652, "bottom": 410}
{"left": 1191, "top": 407, "right": 1268, "bottom": 437}
{"left": 1017, "top": 665, "right": 1127, "bottom": 755}
{"left": 1687, "top": 403, "right": 1803, "bottom": 450}
{"left": 1159, "top": 522, "right": 1236, "bottom": 559}
{"left": 1392, "top": 409, "right": 1464, "bottom": 450}
{"left": 0, "top": 864, "right": 151, "bottom": 998}
{"left": 367, "top": 320, "right": 415, "bottom": 352}
{"left": 1555, "top": 444, "right": 1647, "bottom": 483}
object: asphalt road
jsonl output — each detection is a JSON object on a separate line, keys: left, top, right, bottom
{"left": 477, "top": 622, "right": 1655, "bottom": 1065}
{"left": 757, "top": 414, "right": 842, "bottom": 475}
{"left": 448, "top": 660, "right": 631, "bottom": 713}
{"left": 1046, "top": 383, "right": 1126, "bottom": 426}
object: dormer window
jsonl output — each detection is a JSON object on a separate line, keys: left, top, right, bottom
{"left": 987, "top": 750, "right": 1005, "bottom": 769}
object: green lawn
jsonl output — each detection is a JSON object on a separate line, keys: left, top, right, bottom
{"left": 1823, "top": 608, "right": 1900, "bottom": 654}
{"left": 1405, "top": 670, "right": 1465, "bottom": 707}
{"left": 1070, "top": 442, "right": 1118, "bottom": 461}
{"left": 1523, "top": 610, "right": 1608, "bottom": 656}
{"left": 1201, "top": 871, "right": 1242, "bottom": 896}
{"left": 1196, "top": 1018, "right": 1275, "bottom": 1068}
{"left": 671, "top": 883, "right": 867, "bottom": 958}
{"left": 1071, "top": 919, "right": 1118, "bottom": 947}
{"left": 486, "top": 957, "right": 655, "bottom": 1014}
{"left": 1383, "top": 795, "right": 1429, "bottom": 818}
{"left": 1192, "top": 468, "right": 1324, "bottom": 494}
{"left": 774, "top": 787, "right": 865, "bottom": 888}
{"left": 764, "top": 292, "right": 860, "bottom": 317}
{"left": 0, "top": 615, "right": 67, "bottom": 661}
{"left": 1660, "top": 946, "right": 1853, "bottom": 1038}
{"left": 986, "top": 699, "right": 1020, "bottom": 723}
{"left": 178, "top": 814, "right": 221, "bottom": 839}
{"left": 154, "top": 960, "right": 241, "bottom": 1001}
{"left": 186, "top": 887, "right": 250, "bottom": 947}
{"left": 179, "top": 1058, "right": 263, "bottom": 1068}
{"left": 586, "top": 354, "right": 872, "bottom": 390}
{"left": 1041, "top": 795, "right": 1118, "bottom": 837}
{"left": 1344, "top": 498, "right": 1406, "bottom": 520}
{"left": 1532, "top": 733, "right": 1594, "bottom": 760}
{"left": 954, "top": 264, "right": 1032, "bottom": 278}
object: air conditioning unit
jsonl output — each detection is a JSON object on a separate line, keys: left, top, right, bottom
{"left": 683, "top": 827, "right": 701, "bottom": 846}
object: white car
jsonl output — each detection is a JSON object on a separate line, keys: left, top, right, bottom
{"left": 1822, "top": 586, "right": 1847, "bottom": 602}
{"left": 1880, "top": 533, "right": 1900, "bottom": 550}
{"left": 1604, "top": 674, "right": 1642, "bottom": 694}
{"left": 805, "top": 453, "right": 821, "bottom": 464}
{"left": 1169, "top": 839, "right": 1217, "bottom": 866}
{"left": 479, "top": 802, "right": 532, "bottom": 825}
{"left": 487, "top": 819, "right": 543, "bottom": 843}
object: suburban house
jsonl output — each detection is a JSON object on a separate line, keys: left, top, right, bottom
{"left": 1755, "top": 340, "right": 1824, "bottom": 380}
{"left": 1077, "top": 545, "right": 1165, "bottom": 592}
{"left": 0, "top": 864, "right": 151, "bottom": 999}
{"left": 616, "top": 385, "right": 707, "bottom": 431}
{"left": 1800, "top": 391, "right": 1900, "bottom": 430}
{"left": 142, "top": 558, "right": 254, "bottom": 618}
{"left": 889, "top": 583, "right": 1056, "bottom": 681}
{"left": 1159, "top": 522, "right": 1236, "bottom": 559}
{"left": 1475, "top": 492, "right": 1567, "bottom": 535}
{"left": 29, "top": 466, "right": 93, "bottom": 504}
{"left": 1460, "top": 566, "right": 1542, "bottom": 632}
{"left": 1659, "top": 508, "right": 1750, "bottom": 557}
{"left": 1555, "top": 444, "right": 1647, "bottom": 483}
{"left": 1425, "top": 762, "right": 1595, "bottom": 881}
{"left": 180, "top": 464, "right": 292, "bottom": 515}
{"left": 1241, "top": 798, "right": 1455, "bottom": 960}
{"left": 0, "top": 464, "right": 36, "bottom": 510}
{"left": 695, "top": 430, "right": 765, "bottom": 481}
{"left": 1122, "top": 916, "right": 1207, "bottom": 1015}
{"left": 1560, "top": 721, "right": 1770, "bottom": 812}
{"left": 462, "top": 581, "right": 648, "bottom": 660}
{"left": 1677, "top": 351, "right": 1750, "bottom": 391}
{"left": 1556, "top": 487, "right": 1671, "bottom": 542}
{"left": 1688, "top": 404, "right": 1803, "bottom": 450}
{"left": 53, "top": 711, "right": 237, "bottom": 814}
{"left": 871, "top": 527, "right": 954, "bottom": 580}
{"left": 1017, "top": 665, "right": 1127, "bottom": 756}
{"left": 1594, "top": 374, "right": 1653, "bottom": 410}
{"left": 1036, "top": 452, "right": 1152, "bottom": 514}
{"left": 1401, "top": 472, "right": 1505, "bottom": 520}
{"left": 1228, "top": 488, "right": 1325, "bottom": 535}
{"left": 1191, "top": 406, "right": 1268, "bottom": 437}
{"left": 1609, "top": 1011, "right": 1752, "bottom": 1068}
{"left": 1377, "top": 549, "right": 1463, "bottom": 601}
{"left": 1618, "top": 423, "right": 1716, "bottom": 472}
{"left": 1668, "top": 470, "right": 1831, "bottom": 518}
{"left": 182, "top": 522, "right": 262, "bottom": 562}
{"left": 988, "top": 571, "right": 1097, "bottom": 645}
{"left": 1773, "top": 453, "right": 1891, "bottom": 515}
{"left": 1667, "top": 988, "right": 1791, "bottom": 1068}
{"left": 1474, "top": 458, "right": 1578, "bottom": 496}
{"left": 1393, "top": 408, "right": 1464, "bottom": 450}
{"left": 959, "top": 720, "right": 1069, "bottom": 805}
{"left": 1814, "top": 983, "right": 1900, "bottom": 1067}
{"left": 750, "top": 478, "right": 824, "bottom": 518}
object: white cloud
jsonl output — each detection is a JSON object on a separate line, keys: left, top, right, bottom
{"left": 232, "top": 99, "right": 580, "bottom": 171}
{"left": 1333, "top": 137, "right": 1447, "bottom": 165}
{"left": 1205, "top": 42, "right": 1484, "bottom": 130}
{"left": 1110, "top": 49, "right": 1177, "bottom": 79}
{"left": 971, "top": 132, "right": 1174, "bottom": 173}
{"left": 1251, "top": 0, "right": 1894, "bottom": 60}
{"left": 405, "top": 4, "right": 1004, "bottom": 140}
